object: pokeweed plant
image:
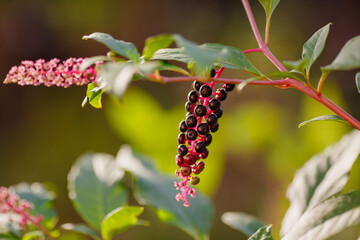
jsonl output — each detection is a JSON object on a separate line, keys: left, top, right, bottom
{"left": 1, "top": 0, "right": 360, "bottom": 239}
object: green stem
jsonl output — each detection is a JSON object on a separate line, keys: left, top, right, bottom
{"left": 317, "top": 70, "right": 331, "bottom": 94}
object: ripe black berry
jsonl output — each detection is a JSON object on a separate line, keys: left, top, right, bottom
{"left": 210, "top": 122, "right": 219, "bottom": 133}
{"left": 214, "top": 108, "right": 223, "bottom": 118}
{"left": 200, "top": 148, "right": 209, "bottom": 159}
{"left": 185, "top": 115, "right": 197, "bottom": 128}
{"left": 185, "top": 101, "right": 194, "bottom": 112}
{"left": 177, "top": 144, "right": 188, "bottom": 156}
{"left": 210, "top": 69, "right": 216, "bottom": 77}
{"left": 204, "top": 134, "right": 212, "bottom": 146}
{"left": 193, "top": 81, "right": 202, "bottom": 91}
{"left": 206, "top": 114, "right": 218, "bottom": 125}
{"left": 186, "top": 129, "right": 198, "bottom": 141}
{"left": 184, "top": 154, "right": 196, "bottom": 165}
{"left": 197, "top": 123, "right": 209, "bottom": 135}
{"left": 181, "top": 166, "right": 191, "bottom": 176}
{"left": 194, "top": 105, "right": 207, "bottom": 117}
{"left": 190, "top": 176, "right": 200, "bottom": 185}
{"left": 178, "top": 133, "right": 186, "bottom": 144}
{"left": 179, "top": 121, "right": 188, "bottom": 132}
{"left": 175, "top": 154, "right": 184, "bottom": 166}
{"left": 199, "top": 85, "right": 212, "bottom": 98}
{"left": 225, "top": 83, "right": 235, "bottom": 92}
{"left": 209, "top": 98, "right": 221, "bottom": 111}
{"left": 195, "top": 142, "right": 206, "bottom": 153}
{"left": 215, "top": 88, "right": 227, "bottom": 101}
{"left": 193, "top": 161, "right": 205, "bottom": 174}
{"left": 187, "top": 90, "right": 198, "bottom": 103}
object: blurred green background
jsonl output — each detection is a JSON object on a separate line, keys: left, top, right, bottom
{"left": 0, "top": 0, "right": 359, "bottom": 239}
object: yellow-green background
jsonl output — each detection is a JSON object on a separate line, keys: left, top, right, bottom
{"left": 0, "top": 0, "right": 359, "bottom": 239}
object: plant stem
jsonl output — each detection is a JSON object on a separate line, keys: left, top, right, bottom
{"left": 317, "top": 70, "right": 331, "bottom": 94}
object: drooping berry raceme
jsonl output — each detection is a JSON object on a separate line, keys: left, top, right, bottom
{"left": 0, "top": 186, "right": 43, "bottom": 229}
{"left": 3, "top": 58, "right": 99, "bottom": 87}
{"left": 175, "top": 68, "right": 235, "bottom": 207}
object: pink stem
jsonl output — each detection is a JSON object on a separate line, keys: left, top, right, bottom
{"left": 243, "top": 48, "right": 263, "bottom": 54}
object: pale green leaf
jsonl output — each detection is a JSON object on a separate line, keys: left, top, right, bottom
{"left": 281, "top": 130, "right": 360, "bottom": 235}
{"left": 298, "top": 115, "right": 348, "bottom": 128}
{"left": 356, "top": 72, "right": 360, "bottom": 94}
{"left": 151, "top": 48, "right": 191, "bottom": 63}
{"left": 258, "top": 0, "right": 280, "bottom": 21}
{"left": 61, "top": 223, "right": 101, "bottom": 240}
{"left": 22, "top": 231, "right": 44, "bottom": 240}
{"left": 248, "top": 225, "right": 273, "bottom": 240}
{"left": 86, "top": 83, "right": 103, "bottom": 109}
{"left": 80, "top": 56, "right": 110, "bottom": 71}
{"left": 143, "top": 34, "right": 173, "bottom": 61}
{"left": 322, "top": 35, "right": 360, "bottom": 70}
{"left": 221, "top": 212, "right": 265, "bottom": 237}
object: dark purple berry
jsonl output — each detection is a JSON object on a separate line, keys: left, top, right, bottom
{"left": 179, "top": 121, "right": 188, "bottom": 132}
{"left": 193, "top": 81, "right": 202, "bottom": 91}
{"left": 184, "top": 154, "right": 196, "bottom": 165}
{"left": 197, "top": 123, "right": 209, "bottom": 135}
{"left": 185, "top": 115, "right": 197, "bottom": 128}
{"left": 181, "top": 166, "right": 191, "bottom": 176}
{"left": 187, "top": 90, "right": 198, "bottom": 103}
{"left": 209, "top": 98, "right": 221, "bottom": 111}
{"left": 199, "top": 85, "right": 212, "bottom": 98}
{"left": 214, "top": 108, "right": 223, "bottom": 118}
{"left": 200, "top": 148, "right": 209, "bottom": 159}
{"left": 215, "top": 88, "right": 227, "bottom": 101}
{"left": 190, "top": 176, "right": 200, "bottom": 185}
{"left": 193, "top": 161, "right": 205, "bottom": 174}
{"left": 186, "top": 129, "right": 198, "bottom": 141}
{"left": 210, "top": 122, "right": 219, "bottom": 133}
{"left": 225, "top": 83, "right": 235, "bottom": 92}
{"left": 195, "top": 142, "right": 206, "bottom": 153}
{"left": 194, "top": 105, "right": 207, "bottom": 117}
{"left": 176, "top": 154, "right": 184, "bottom": 166}
{"left": 204, "top": 134, "right": 212, "bottom": 146}
{"left": 210, "top": 69, "right": 216, "bottom": 77}
{"left": 177, "top": 144, "right": 188, "bottom": 156}
{"left": 206, "top": 114, "right": 218, "bottom": 125}
{"left": 178, "top": 133, "right": 186, "bottom": 144}
{"left": 185, "top": 101, "right": 194, "bottom": 112}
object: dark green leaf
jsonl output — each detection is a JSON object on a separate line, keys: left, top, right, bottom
{"left": 83, "top": 33, "right": 141, "bottom": 63}
{"left": 202, "top": 43, "right": 262, "bottom": 76}
{"left": 116, "top": 145, "right": 214, "bottom": 240}
{"left": 355, "top": 72, "right": 360, "bottom": 94}
{"left": 298, "top": 115, "right": 349, "bottom": 128}
{"left": 143, "top": 34, "right": 173, "bottom": 61}
{"left": 10, "top": 183, "right": 57, "bottom": 230}
{"left": 280, "top": 130, "right": 360, "bottom": 236}
{"left": 248, "top": 225, "right": 273, "bottom": 240}
{"left": 151, "top": 48, "right": 191, "bottom": 63}
{"left": 80, "top": 56, "right": 110, "bottom": 71}
{"left": 85, "top": 83, "right": 104, "bottom": 109}
{"left": 68, "top": 153, "right": 127, "bottom": 232}
{"left": 282, "top": 191, "right": 360, "bottom": 240}
{"left": 322, "top": 35, "right": 360, "bottom": 70}
{"left": 221, "top": 212, "right": 265, "bottom": 237}
{"left": 258, "top": 0, "right": 280, "bottom": 21}
{"left": 61, "top": 223, "right": 101, "bottom": 240}
{"left": 0, "top": 233, "right": 21, "bottom": 240}
{"left": 302, "top": 23, "right": 331, "bottom": 75}
{"left": 101, "top": 206, "right": 146, "bottom": 240}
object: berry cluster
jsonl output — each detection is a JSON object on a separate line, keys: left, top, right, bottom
{"left": 175, "top": 70, "right": 235, "bottom": 207}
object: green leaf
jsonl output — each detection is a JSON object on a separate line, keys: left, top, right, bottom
{"left": 266, "top": 71, "right": 301, "bottom": 81}
{"left": 237, "top": 77, "right": 259, "bottom": 91}
{"left": 298, "top": 115, "right": 349, "bottom": 128}
{"left": 143, "top": 34, "right": 174, "bottom": 61}
{"left": 67, "top": 152, "right": 127, "bottom": 232}
{"left": 322, "top": 35, "right": 360, "bottom": 70}
{"left": 101, "top": 206, "right": 145, "bottom": 240}
{"left": 282, "top": 191, "right": 360, "bottom": 240}
{"left": 151, "top": 48, "right": 191, "bottom": 63}
{"left": 83, "top": 33, "right": 141, "bottom": 63}
{"left": 80, "top": 56, "right": 110, "bottom": 71}
{"left": 0, "top": 233, "right": 20, "bottom": 240}
{"left": 356, "top": 72, "right": 360, "bottom": 94}
{"left": 280, "top": 130, "right": 360, "bottom": 236}
{"left": 10, "top": 183, "right": 57, "bottom": 230}
{"left": 22, "top": 231, "right": 44, "bottom": 240}
{"left": 221, "top": 212, "right": 265, "bottom": 237}
{"left": 258, "top": 0, "right": 280, "bottom": 21}
{"left": 157, "top": 61, "right": 190, "bottom": 76}
{"left": 61, "top": 223, "right": 101, "bottom": 240}
{"left": 201, "top": 43, "right": 262, "bottom": 76}
{"left": 116, "top": 145, "right": 214, "bottom": 240}
{"left": 85, "top": 83, "right": 104, "bottom": 109}
{"left": 302, "top": 23, "right": 331, "bottom": 75}
{"left": 283, "top": 58, "right": 308, "bottom": 74}
{"left": 248, "top": 225, "right": 273, "bottom": 240}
